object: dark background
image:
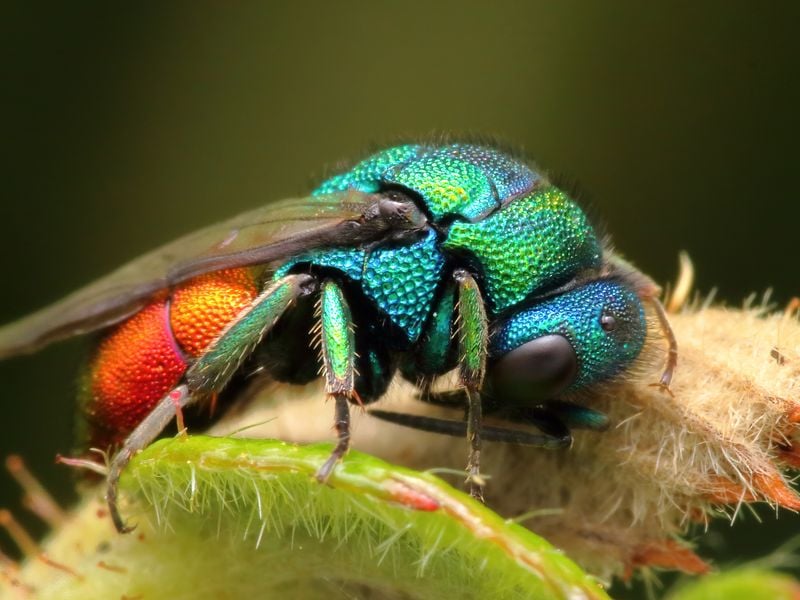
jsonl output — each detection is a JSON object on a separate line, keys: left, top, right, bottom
{"left": 1, "top": 3, "right": 798, "bottom": 596}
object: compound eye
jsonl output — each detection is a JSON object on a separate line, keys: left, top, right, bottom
{"left": 490, "top": 334, "right": 579, "bottom": 403}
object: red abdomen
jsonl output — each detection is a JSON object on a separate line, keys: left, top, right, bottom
{"left": 79, "top": 269, "right": 259, "bottom": 450}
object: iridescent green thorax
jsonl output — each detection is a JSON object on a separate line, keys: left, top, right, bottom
{"left": 292, "top": 143, "right": 604, "bottom": 352}
{"left": 443, "top": 187, "right": 601, "bottom": 314}
{"left": 276, "top": 229, "right": 445, "bottom": 344}
{"left": 315, "top": 145, "right": 418, "bottom": 195}
{"left": 315, "top": 143, "right": 540, "bottom": 222}
{"left": 490, "top": 280, "right": 646, "bottom": 389}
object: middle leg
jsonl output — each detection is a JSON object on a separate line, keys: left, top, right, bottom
{"left": 453, "top": 269, "right": 489, "bottom": 501}
{"left": 315, "top": 280, "right": 358, "bottom": 482}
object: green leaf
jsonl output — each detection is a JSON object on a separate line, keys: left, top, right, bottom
{"left": 12, "top": 436, "right": 611, "bottom": 599}
{"left": 666, "top": 569, "right": 800, "bottom": 600}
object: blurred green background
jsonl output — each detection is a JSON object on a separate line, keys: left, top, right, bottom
{"left": 1, "top": 2, "right": 798, "bottom": 596}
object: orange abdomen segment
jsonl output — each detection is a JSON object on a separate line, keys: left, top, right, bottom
{"left": 170, "top": 269, "right": 259, "bottom": 357}
{"left": 80, "top": 268, "right": 260, "bottom": 451}
{"left": 82, "top": 298, "right": 187, "bottom": 450}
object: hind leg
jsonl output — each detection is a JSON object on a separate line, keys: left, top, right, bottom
{"left": 452, "top": 270, "right": 489, "bottom": 501}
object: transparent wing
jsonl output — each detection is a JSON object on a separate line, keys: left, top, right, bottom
{"left": 0, "top": 190, "right": 388, "bottom": 358}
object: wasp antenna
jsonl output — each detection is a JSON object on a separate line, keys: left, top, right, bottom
{"left": 649, "top": 297, "right": 678, "bottom": 391}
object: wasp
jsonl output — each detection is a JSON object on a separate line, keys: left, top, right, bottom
{"left": 0, "top": 143, "right": 676, "bottom": 532}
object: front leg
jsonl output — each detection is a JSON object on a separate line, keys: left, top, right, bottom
{"left": 315, "top": 280, "right": 358, "bottom": 482}
{"left": 454, "top": 269, "right": 489, "bottom": 501}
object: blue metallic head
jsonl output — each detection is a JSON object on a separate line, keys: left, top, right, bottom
{"left": 489, "top": 280, "right": 647, "bottom": 402}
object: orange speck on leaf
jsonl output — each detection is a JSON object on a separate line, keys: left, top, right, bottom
{"left": 386, "top": 481, "right": 440, "bottom": 512}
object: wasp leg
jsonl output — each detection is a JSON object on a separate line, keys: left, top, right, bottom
{"left": 186, "top": 274, "right": 317, "bottom": 392}
{"left": 649, "top": 296, "right": 678, "bottom": 392}
{"left": 315, "top": 281, "right": 357, "bottom": 483}
{"left": 369, "top": 410, "right": 571, "bottom": 448}
{"left": 453, "top": 269, "right": 489, "bottom": 502}
{"left": 417, "top": 386, "right": 610, "bottom": 434}
{"left": 107, "top": 273, "right": 316, "bottom": 533}
{"left": 106, "top": 384, "right": 194, "bottom": 533}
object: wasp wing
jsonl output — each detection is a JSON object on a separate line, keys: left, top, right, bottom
{"left": 0, "top": 190, "right": 405, "bottom": 358}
